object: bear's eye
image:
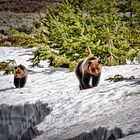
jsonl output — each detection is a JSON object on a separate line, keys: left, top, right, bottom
{"left": 98, "top": 60, "right": 101, "bottom": 64}
{"left": 14, "top": 66, "right": 18, "bottom": 69}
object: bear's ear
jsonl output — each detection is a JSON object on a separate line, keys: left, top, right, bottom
{"left": 87, "top": 59, "right": 94, "bottom": 66}
{"left": 88, "top": 60, "right": 92, "bottom": 65}
{"left": 87, "top": 57, "right": 96, "bottom": 64}
{"left": 90, "top": 57, "right": 96, "bottom": 60}
{"left": 18, "top": 65, "right": 26, "bottom": 70}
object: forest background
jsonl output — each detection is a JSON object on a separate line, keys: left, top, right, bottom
{"left": 0, "top": 0, "right": 140, "bottom": 71}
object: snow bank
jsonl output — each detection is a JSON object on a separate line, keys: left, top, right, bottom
{"left": 0, "top": 47, "right": 140, "bottom": 140}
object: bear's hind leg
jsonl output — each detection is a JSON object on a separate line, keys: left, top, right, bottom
{"left": 79, "top": 80, "right": 85, "bottom": 90}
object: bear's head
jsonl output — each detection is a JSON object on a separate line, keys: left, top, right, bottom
{"left": 87, "top": 57, "right": 102, "bottom": 76}
{"left": 14, "top": 65, "right": 27, "bottom": 79}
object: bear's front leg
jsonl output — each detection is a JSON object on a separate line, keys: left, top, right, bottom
{"left": 82, "top": 76, "right": 92, "bottom": 90}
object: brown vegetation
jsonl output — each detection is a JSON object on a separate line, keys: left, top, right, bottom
{"left": 0, "top": 0, "right": 59, "bottom": 13}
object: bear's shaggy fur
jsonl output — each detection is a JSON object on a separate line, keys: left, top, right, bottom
{"left": 75, "top": 57, "right": 102, "bottom": 90}
{"left": 13, "top": 64, "right": 28, "bottom": 88}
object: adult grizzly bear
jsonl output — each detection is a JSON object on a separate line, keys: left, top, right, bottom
{"left": 13, "top": 64, "right": 28, "bottom": 88}
{"left": 75, "top": 57, "right": 102, "bottom": 90}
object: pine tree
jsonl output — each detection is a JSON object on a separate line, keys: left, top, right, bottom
{"left": 26, "top": 0, "right": 140, "bottom": 70}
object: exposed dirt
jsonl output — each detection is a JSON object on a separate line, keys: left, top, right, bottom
{"left": 0, "top": 0, "right": 59, "bottom": 13}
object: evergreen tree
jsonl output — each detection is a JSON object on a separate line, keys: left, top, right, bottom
{"left": 26, "top": 0, "right": 140, "bottom": 70}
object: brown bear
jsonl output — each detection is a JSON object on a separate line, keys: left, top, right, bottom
{"left": 13, "top": 64, "right": 28, "bottom": 88}
{"left": 75, "top": 57, "right": 102, "bottom": 90}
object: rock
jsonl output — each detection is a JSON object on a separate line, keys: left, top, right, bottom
{"left": 66, "top": 127, "right": 124, "bottom": 140}
{"left": 0, "top": 101, "right": 52, "bottom": 140}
